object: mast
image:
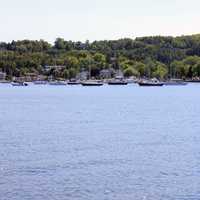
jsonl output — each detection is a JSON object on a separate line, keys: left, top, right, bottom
{"left": 88, "top": 58, "right": 91, "bottom": 80}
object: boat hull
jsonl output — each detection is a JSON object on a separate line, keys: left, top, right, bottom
{"left": 11, "top": 82, "right": 28, "bottom": 86}
{"left": 81, "top": 82, "right": 103, "bottom": 86}
{"left": 49, "top": 81, "right": 67, "bottom": 86}
{"left": 68, "top": 82, "right": 81, "bottom": 85}
{"left": 108, "top": 82, "right": 128, "bottom": 85}
{"left": 33, "top": 81, "right": 47, "bottom": 85}
{"left": 138, "top": 82, "right": 163, "bottom": 86}
{"left": 164, "top": 82, "right": 187, "bottom": 86}
{"left": 186, "top": 80, "right": 200, "bottom": 83}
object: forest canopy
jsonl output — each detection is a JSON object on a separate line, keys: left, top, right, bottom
{"left": 1, "top": 34, "right": 200, "bottom": 79}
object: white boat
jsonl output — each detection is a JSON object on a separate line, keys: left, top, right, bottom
{"left": 108, "top": 80, "right": 128, "bottom": 85}
{"left": 11, "top": 82, "right": 28, "bottom": 86}
{"left": 164, "top": 79, "right": 187, "bottom": 86}
{"left": 108, "top": 77, "right": 128, "bottom": 85}
{"left": 33, "top": 80, "right": 48, "bottom": 85}
{"left": 67, "top": 79, "right": 81, "bottom": 85}
{"left": 81, "top": 80, "right": 103, "bottom": 86}
{"left": 49, "top": 81, "right": 67, "bottom": 86}
{"left": 138, "top": 79, "right": 164, "bottom": 87}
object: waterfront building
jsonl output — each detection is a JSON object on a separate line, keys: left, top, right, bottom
{"left": 76, "top": 71, "right": 89, "bottom": 80}
{"left": 100, "top": 69, "right": 113, "bottom": 79}
{"left": 44, "top": 65, "right": 65, "bottom": 72}
{"left": 114, "top": 70, "right": 124, "bottom": 78}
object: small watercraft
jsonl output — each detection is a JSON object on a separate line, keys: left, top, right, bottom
{"left": 11, "top": 82, "right": 28, "bottom": 86}
{"left": 138, "top": 79, "right": 163, "bottom": 87}
{"left": 186, "top": 79, "right": 200, "bottom": 83}
{"left": 108, "top": 80, "right": 128, "bottom": 85}
{"left": 33, "top": 80, "right": 48, "bottom": 85}
{"left": 49, "top": 81, "right": 67, "bottom": 86}
{"left": 164, "top": 79, "right": 187, "bottom": 86}
{"left": 108, "top": 77, "right": 128, "bottom": 85}
{"left": 67, "top": 79, "right": 81, "bottom": 85}
{"left": 81, "top": 80, "right": 103, "bottom": 86}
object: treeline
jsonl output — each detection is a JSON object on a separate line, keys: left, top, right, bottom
{"left": 1, "top": 34, "right": 200, "bottom": 79}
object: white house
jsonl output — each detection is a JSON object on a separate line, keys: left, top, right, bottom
{"left": 76, "top": 71, "right": 89, "bottom": 80}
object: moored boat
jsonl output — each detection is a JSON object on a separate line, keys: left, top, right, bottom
{"left": 49, "top": 81, "right": 67, "bottom": 85}
{"left": 164, "top": 79, "right": 187, "bottom": 86}
{"left": 108, "top": 80, "right": 128, "bottom": 85}
{"left": 81, "top": 80, "right": 103, "bottom": 86}
{"left": 67, "top": 79, "right": 81, "bottom": 85}
{"left": 33, "top": 80, "right": 48, "bottom": 85}
{"left": 107, "top": 77, "right": 128, "bottom": 85}
{"left": 138, "top": 79, "right": 163, "bottom": 87}
{"left": 186, "top": 78, "right": 200, "bottom": 83}
{"left": 11, "top": 82, "right": 28, "bottom": 86}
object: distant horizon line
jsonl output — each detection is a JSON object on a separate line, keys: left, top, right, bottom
{"left": 1, "top": 33, "right": 200, "bottom": 44}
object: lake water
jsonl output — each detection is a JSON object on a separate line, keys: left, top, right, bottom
{"left": 0, "top": 83, "right": 200, "bottom": 200}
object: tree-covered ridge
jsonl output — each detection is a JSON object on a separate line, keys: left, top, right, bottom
{"left": 1, "top": 34, "right": 200, "bottom": 80}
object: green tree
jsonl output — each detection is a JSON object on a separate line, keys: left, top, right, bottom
{"left": 64, "top": 56, "right": 79, "bottom": 69}
{"left": 171, "top": 61, "right": 188, "bottom": 78}
{"left": 124, "top": 67, "right": 139, "bottom": 77}
{"left": 135, "top": 62, "right": 146, "bottom": 77}
{"left": 192, "top": 62, "right": 200, "bottom": 77}
{"left": 152, "top": 63, "right": 168, "bottom": 79}
{"left": 55, "top": 38, "right": 66, "bottom": 50}
{"left": 68, "top": 68, "right": 77, "bottom": 79}
{"left": 63, "top": 69, "right": 69, "bottom": 79}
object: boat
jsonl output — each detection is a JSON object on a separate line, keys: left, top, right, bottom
{"left": 164, "top": 79, "right": 187, "bottom": 86}
{"left": 186, "top": 78, "right": 200, "bottom": 83}
{"left": 67, "top": 79, "right": 81, "bottom": 85}
{"left": 108, "top": 77, "right": 128, "bottom": 85}
{"left": 68, "top": 81, "right": 80, "bottom": 85}
{"left": 11, "top": 82, "right": 28, "bottom": 86}
{"left": 138, "top": 79, "right": 164, "bottom": 87}
{"left": 81, "top": 63, "right": 103, "bottom": 86}
{"left": 33, "top": 80, "right": 48, "bottom": 85}
{"left": 108, "top": 80, "right": 128, "bottom": 85}
{"left": 49, "top": 81, "right": 67, "bottom": 86}
{"left": 187, "top": 80, "right": 200, "bottom": 83}
{"left": 81, "top": 80, "right": 103, "bottom": 86}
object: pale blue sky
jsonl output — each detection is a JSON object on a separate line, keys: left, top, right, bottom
{"left": 0, "top": 0, "right": 200, "bottom": 43}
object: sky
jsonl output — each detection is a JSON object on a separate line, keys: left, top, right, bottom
{"left": 0, "top": 0, "right": 200, "bottom": 43}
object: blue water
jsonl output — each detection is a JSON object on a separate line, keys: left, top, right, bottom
{"left": 0, "top": 83, "right": 200, "bottom": 200}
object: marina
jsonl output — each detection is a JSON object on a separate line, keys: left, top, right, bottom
{"left": 1, "top": 77, "right": 199, "bottom": 87}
